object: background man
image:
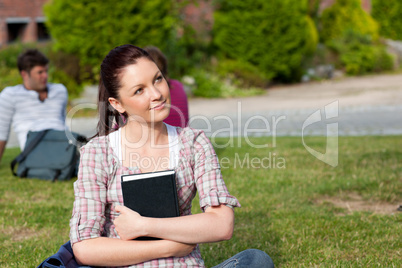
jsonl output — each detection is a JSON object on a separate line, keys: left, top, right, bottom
{"left": 0, "top": 49, "right": 68, "bottom": 163}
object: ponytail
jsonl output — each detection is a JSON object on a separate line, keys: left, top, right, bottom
{"left": 93, "top": 79, "right": 127, "bottom": 138}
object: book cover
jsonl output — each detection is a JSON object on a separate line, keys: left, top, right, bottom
{"left": 121, "top": 170, "right": 180, "bottom": 219}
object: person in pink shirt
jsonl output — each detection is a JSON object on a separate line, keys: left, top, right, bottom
{"left": 144, "top": 46, "right": 189, "bottom": 128}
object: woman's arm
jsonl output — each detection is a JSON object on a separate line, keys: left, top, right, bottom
{"left": 73, "top": 237, "right": 195, "bottom": 266}
{"left": 114, "top": 129, "right": 240, "bottom": 244}
{"left": 71, "top": 142, "right": 195, "bottom": 266}
{"left": 115, "top": 130, "right": 239, "bottom": 244}
{"left": 115, "top": 204, "right": 234, "bottom": 244}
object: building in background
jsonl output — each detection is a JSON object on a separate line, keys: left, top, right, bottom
{"left": 0, "top": 0, "right": 50, "bottom": 46}
{"left": 180, "top": 0, "right": 213, "bottom": 43}
{"left": 319, "top": 0, "right": 371, "bottom": 13}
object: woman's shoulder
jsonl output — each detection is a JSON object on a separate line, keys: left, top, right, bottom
{"left": 177, "top": 126, "right": 211, "bottom": 146}
{"left": 80, "top": 134, "right": 113, "bottom": 153}
{"left": 177, "top": 126, "right": 199, "bottom": 137}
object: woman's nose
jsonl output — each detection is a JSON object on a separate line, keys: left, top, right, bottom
{"left": 150, "top": 85, "right": 163, "bottom": 100}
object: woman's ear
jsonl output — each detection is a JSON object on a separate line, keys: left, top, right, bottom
{"left": 108, "top": 97, "right": 125, "bottom": 114}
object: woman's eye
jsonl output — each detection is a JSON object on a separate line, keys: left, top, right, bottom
{"left": 155, "top": 76, "right": 163, "bottom": 83}
{"left": 135, "top": 88, "right": 143, "bottom": 95}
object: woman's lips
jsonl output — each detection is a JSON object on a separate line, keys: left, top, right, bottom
{"left": 150, "top": 100, "right": 166, "bottom": 110}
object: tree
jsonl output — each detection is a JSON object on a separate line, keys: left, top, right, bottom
{"left": 44, "top": 0, "right": 177, "bottom": 68}
{"left": 372, "top": 0, "right": 402, "bottom": 41}
{"left": 213, "top": 0, "right": 317, "bottom": 82}
{"left": 320, "top": 0, "right": 378, "bottom": 43}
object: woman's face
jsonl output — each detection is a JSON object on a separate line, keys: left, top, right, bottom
{"left": 109, "top": 58, "right": 171, "bottom": 124}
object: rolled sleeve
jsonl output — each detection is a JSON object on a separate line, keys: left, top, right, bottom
{"left": 192, "top": 131, "right": 241, "bottom": 212}
{"left": 70, "top": 141, "right": 108, "bottom": 244}
{"left": 199, "top": 189, "right": 240, "bottom": 211}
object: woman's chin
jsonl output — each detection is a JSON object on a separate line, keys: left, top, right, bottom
{"left": 150, "top": 109, "right": 170, "bottom": 123}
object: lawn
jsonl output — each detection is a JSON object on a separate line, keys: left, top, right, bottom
{"left": 0, "top": 136, "right": 401, "bottom": 267}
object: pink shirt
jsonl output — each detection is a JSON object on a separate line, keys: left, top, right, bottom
{"left": 164, "top": 79, "right": 189, "bottom": 128}
{"left": 69, "top": 126, "right": 240, "bottom": 267}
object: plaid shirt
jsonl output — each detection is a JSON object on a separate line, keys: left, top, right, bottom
{"left": 70, "top": 127, "right": 241, "bottom": 267}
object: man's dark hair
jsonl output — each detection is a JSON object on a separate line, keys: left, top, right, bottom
{"left": 17, "top": 49, "right": 49, "bottom": 73}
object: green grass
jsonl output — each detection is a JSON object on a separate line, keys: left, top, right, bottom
{"left": 1, "top": 136, "right": 401, "bottom": 267}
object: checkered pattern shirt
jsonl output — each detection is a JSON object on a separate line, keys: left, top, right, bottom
{"left": 69, "top": 127, "right": 241, "bottom": 267}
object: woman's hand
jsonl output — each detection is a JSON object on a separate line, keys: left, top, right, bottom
{"left": 114, "top": 205, "right": 146, "bottom": 240}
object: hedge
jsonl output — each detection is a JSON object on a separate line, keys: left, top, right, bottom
{"left": 327, "top": 30, "right": 394, "bottom": 75}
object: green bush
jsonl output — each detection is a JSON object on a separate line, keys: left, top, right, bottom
{"left": 47, "top": 50, "right": 86, "bottom": 98}
{"left": 372, "top": 46, "right": 395, "bottom": 73}
{"left": 48, "top": 68, "right": 83, "bottom": 100}
{"left": 215, "top": 59, "right": 270, "bottom": 88}
{"left": 190, "top": 70, "right": 265, "bottom": 98}
{"left": 0, "top": 44, "right": 25, "bottom": 69}
{"left": 320, "top": 0, "right": 378, "bottom": 43}
{"left": 328, "top": 30, "right": 394, "bottom": 75}
{"left": 0, "top": 67, "right": 22, "bottom": 91}
{"left": 213, "top": 0, "right": 318, "bottom": 82}
{"left": 164, "top": 24, "right": 210, "bottom": 79}
{"left": 372, "top": 0, "right": 402, "bottom": 41}
{"left": 44, "top": 0, "right": 177, "bottom": 69}
{"left": 191, "top": 70, "right": 223, "bottom": 98}
{"left": 0, "top": 44, "right": 23, "bottom": 90}
{"left": 47, "top": 50, "right": 84, "bottom": 84}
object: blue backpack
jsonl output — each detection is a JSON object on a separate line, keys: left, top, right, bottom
{"left": 36, "top": 241, "right": 88, "bottom": 268}
{"left": 11, "top": 129, "right": 86, "bottom": 181}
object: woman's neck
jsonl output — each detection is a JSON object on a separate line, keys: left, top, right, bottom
{"left": 121, "top": 120, "right": 170, "bottom": 172}
{"left": 122, "top": 120, "right": 167, "bottom": 147}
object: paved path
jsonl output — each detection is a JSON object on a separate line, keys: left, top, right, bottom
{"left": 6, "top": 73, "right": 402, "bottom": 148}
{"left": 188, "top": 73, "right": 402, "bottom": 137}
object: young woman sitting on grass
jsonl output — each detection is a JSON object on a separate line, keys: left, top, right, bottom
{"left": 69, "top": 44, "right": 274, "bottom": 268}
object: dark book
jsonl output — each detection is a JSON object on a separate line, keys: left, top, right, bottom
{"left": 121, "top": 170, "right": 180, "bottom": 240}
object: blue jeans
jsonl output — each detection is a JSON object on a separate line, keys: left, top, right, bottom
{"left": 212, "top": 249, "right": 274, "bottom": 268}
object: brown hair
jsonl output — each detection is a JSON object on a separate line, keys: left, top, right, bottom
{"left": 95, "top": 44, "right": 154, "bottom": 137}
{"left": 17, "top": 49, "right": 49, "bottom": 73}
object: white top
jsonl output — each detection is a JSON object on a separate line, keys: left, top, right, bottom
{"left": 108, "top": 123, "right": 180, "bottom": 170}
{"left": 0, "top": 83, "right": 68, "bottom": 149}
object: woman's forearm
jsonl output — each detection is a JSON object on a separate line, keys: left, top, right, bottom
{"left": 72, "top": 237, "right": 195, "bottom": 266}
{"left": 116, "top": 205, "right": 235, "bottom": 244}
{"left": 148, "top": 205, "right": 234, "bottom": 243}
